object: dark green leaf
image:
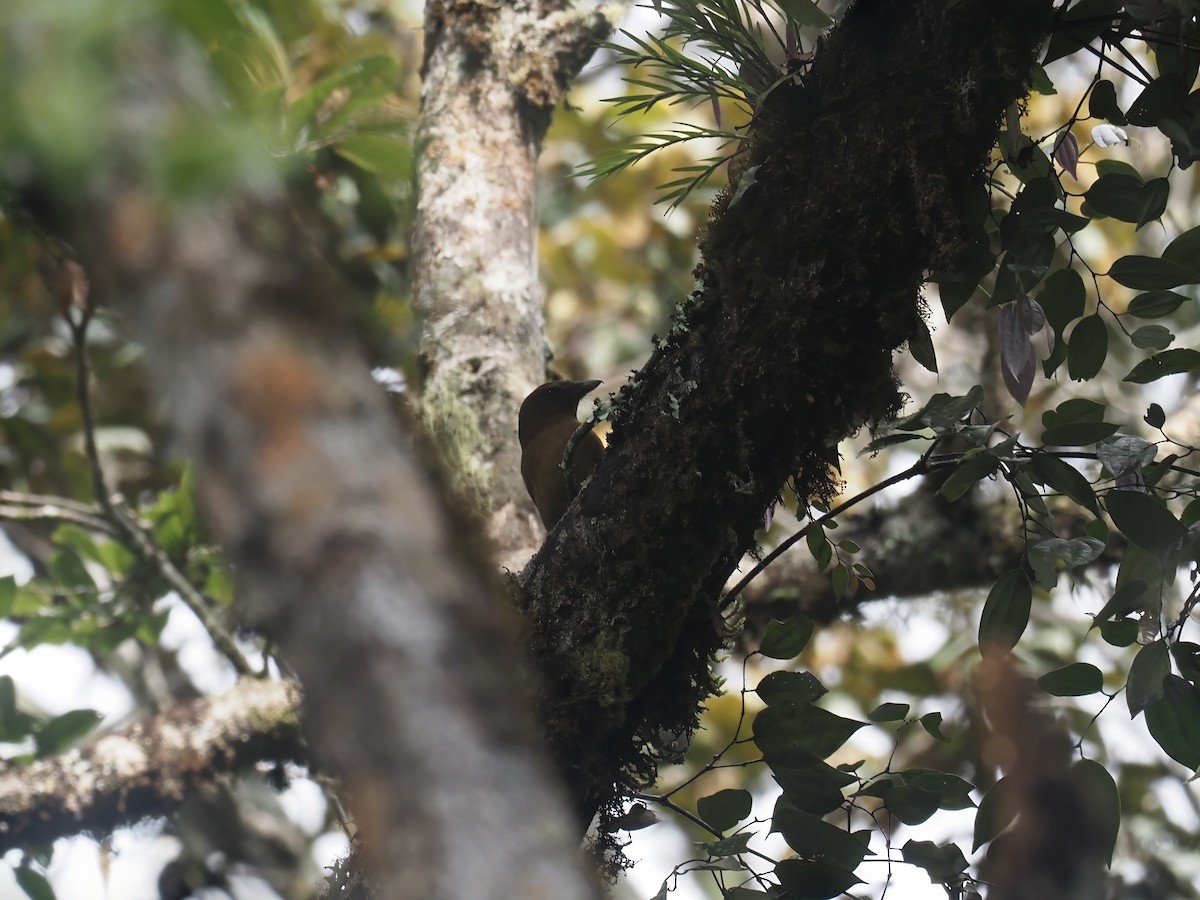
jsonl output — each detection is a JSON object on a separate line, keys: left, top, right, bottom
{"left": 1094, "top": 581, "right": 1148, "bottom": 623}
{"left": 1096, "top": 159, "right": 1144, "bottom": 182}
{"left": 14, "top": 867, "right": 56, "bottom": 900}
{"left": 1067, "top": 314, "right": 1108, "bottom": 380}
{"left": 1106, "top": 490, "right": 1187, "bottom": 552}
{"left": 19, "top": 617, "right": 71, "bottom": 648}
{"left": 773, "top": 762, "right": 853, "bottom": 816}
{"left": 1127, "top": 640, "right": 1170, "bottom": 718}
{"left": 756, "top": 670, "right": 827, "bottom": 706}
{"left": 867, "top": 702, "right": 909, "bottom": 723}
{"left": 772, "top": 804, "right": 869, "bottom": 870}
{"left": 1083, "top": 173, "right": 1145, "bottom": 222}
{"left": 0, "top": 575, "right": 14, "bottom": 618}
{"left": 775, "top": 0, "right": 834, "bottom": 27}
{"left": 1126, "top": 75, "right": 1187, "bottom": 126}
{"left": 1173, "top": 642, "right": 1200, "bottom": 684}
{"left": 754, "top": 704, "right": 866, "bottom": 767}
{"left": 1108, "top": 255, "right": 1200, "bottom": 290}
{"left": 883, "top": 783, "right": 940, "bottom": 825}
{"left": 978, "top": 570, "right": 1032, "bottom": 652}
{"left": 937, "top": 452, "right": 999, "bottom": 502}
{"left": 1136, "top": 178, "right": 1171, "bottom": 229}
{"left": 698, "top": 789, "right": 753, "bottom": 832}
{"left": 1067, "top": 759, "right": 1120, "bottom": 866}
{"left": 759, "top": 616, "right": 814, "bottom": 659}
{"left": 1027, "top": 453, "right": 1100, "bottom": 515}
{"left": 1088, "top": 79, "right": 1124, "bottom": 123}
{"left": 1163, "top": 224, "right": 1200, "bottom": 273}
{"left": 1040, "top": 422, "right": 1119, "bottom": 446}
{"left": 1099, "top": 618, "right": 1139, "bottom": 647}
{"left": 1131, "top": 324, "right": 1174, "bottom": 351}
{"left": 1037, "top": 268, "right": 1085, "bottom": 336}
{"left": 902, "top": 769, "right": 975, "bottom": 807}
{"left": 697, "top": 832, "right": 753, "bottom": 859}
{"left": 900, "top": 839, "right": 968, "bottom": 882}
{"left": 34, "top": 708, "right": 102, "bottom": 757}
{"left": 48, "top": 548, "right": 94, "bottom": 594}
{"left": 973, "top": 777, "right": 1016, "bottom": 850}
{"left": 920, "top": 711, "right": 949, "bottom": 742}
{"left": 775, "top": 859, "right": 863, "bottom": 900}
{"left": 1124, "top": 348, "right": 1200, "bottom": 383}
{"left": 1038, "top": 662, "right": 1104, "bottom": 696}
{"left": 1145, "top": 675, "right": 1200, "bottom": 770}
{"left": 1042, "top": 397, "right": 1106, "bottom": 428}
{"left": 1126, "top": 291, "right": 1190, "bottom": 318}
{"left": 807, "top": 526, "right": 832, "bottom": 572}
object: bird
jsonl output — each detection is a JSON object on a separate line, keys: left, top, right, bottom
{"left": 519, "top": 379, "right": 605, "bottom": 528}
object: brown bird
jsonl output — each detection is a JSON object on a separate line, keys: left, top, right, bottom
{"left": 519, "top": 379, "right": 605, "bottom": 528}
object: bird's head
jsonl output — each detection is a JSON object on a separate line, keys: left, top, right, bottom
{"left": 518, "top": 379, "right": 602, "bottom": 446}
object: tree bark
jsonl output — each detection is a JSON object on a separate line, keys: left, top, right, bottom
{"left": 519, "top": 0, "right": 1056, "bottom": 821}
{"left": 412, "top": 0, "right": 622, "bottom": 558}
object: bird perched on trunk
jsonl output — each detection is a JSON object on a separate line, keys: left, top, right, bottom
{"left": 519, "top": 379, "right": 604, "bottom": 528}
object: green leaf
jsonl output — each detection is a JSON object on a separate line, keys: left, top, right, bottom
{"left": 1097, "top": 434, "right": 1156, "bottom": 480}
{"left": 1038, "top": 662, "right": 1104, "bottom": 696}
{"left": 698, "top": 789, "right": 753, "bottom": 832}
{"left": 0, "top": 675, "right": 36, "bottom": 743}
{"left": 773, "top": 762, "right": 854, "bottom": 816}
{"left": 697, "top": 832, "right": 753, "bottom": 860}
{"left": 1095, "top": 159, "right": 1143, "bottom": 182}
{"left": 807, "top": 526, "right": 833, "bottom": 572}
{"left": 1124, "top": 349, "right": 1200, "bottom": 383}
{"left": 775, "top": 859, "right": 863, "bottom": 900}
{"left": 1163, "top": 224, "right": 1200, "bottom": 273}
{"left": 1067, "top": 314, "right": 1108, "bottom": 381}
{"left": 1040, "top": 422, "right": 1119, "bottom": 446}
{"left": 973, "top": 777, "right": 1016, "bottom": 850}
{"left": 883, "top": 783, "right": 940, "bottom": 825}
{"left": 936, "top": 452, "right": 999, "bottom": 502}
{"left": 0, "top": 575, "right": 15, "bottom": 618}
{"left": 1088, "top": 79, "right": 1124, "bottom": 123}
{"left": 774, "top": 0, "right": 833, "bottom": 27}
{"left": 756, "top": 670, "right": 827, "bottom": 706}
{"left": 1145, "top": 675, "right": 1200, "bottom": 770}
{"left": 1137, "top": 178, "right": 1171, "bottom": 229}
{"left": 1171, "top": 642, "right": 1200, "bottom": 684}
{"left": 1126, "top": 290, "right": 1190, "bottom": 318}
{"left": 34, "top": 708, "right": 102, "bottom": 757}
{"left": 1067, "top": 759, "right": 1120, "bottom": 866}
{"left": 1029, "top": 536, "right": 1105, "bottom": 570}
{"left": 14, "top": 867, "right": 56, "bottom": 900}
{"left": 772, "top": 803, "right": 869, "bottom": 870}
{"left": 334, "top": 133, "right": 412, "bottom": 180}
{"left": 902, "top": 768, "right": 974, "bottom": 806}
{"left": 754, "top": 704, "right": 866, "bottom": 767}
{"left": 1094, "top": 581, "right": 1148, "bottom": 623}
{"left": 1131, "top": 324, "right": 1174, "bottom": 351}
{"left": 1126, "top": 74, "right": 1187, "bottom": 126}
{"left": 1083, "top": 173, "right": 1145, "bottom": 222}
{"left": 1105, "top": 490, "right": 1186, "bottom": 552}
{"left": 1099, "top": 618, "right": 1139, "bottom": 647}
{"left": 919, "top": 711, "right": 949, "bottom": 742}
{"left": 47, "top": 548, "right": 94, "bottom": 594}
{"left": 1127, "top": 640, "right": 1170, "bottom": 718}
{"left": 1108, "top": 255, "right": 1200, "bottom": 290}
{"left": 901, "top": 839, "right": 968, "bottom": 882}
{"left": 1027, "top": 453, "right": 1100, "bottom": 515}
{"left": 867, "top": 702, "right": 909, "bottom": 723}
{"left": 758, "top": 616, "right": 814, "bottom": 659}
{"left": 978, "top": 570, "right": 1032, "bottom": 652}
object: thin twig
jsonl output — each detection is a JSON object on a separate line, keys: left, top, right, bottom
{"left": 0, "top": 497, "right": 117, "bottom": 537}
{"left": 64, "top": 298, "right": 254, "bottom": 676}
{"left": 721, "top": 455, "right": 948, "bottom": 610}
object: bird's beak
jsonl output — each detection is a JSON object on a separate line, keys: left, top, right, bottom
{"left": 578, "top": 379, "right": 603, "bottom": 396}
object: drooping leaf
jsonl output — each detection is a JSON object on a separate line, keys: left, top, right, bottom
{"left": 756, "top": 670, "right": 827, "bottom": 706}
{"left": 773, "top": 762, "right": 853, "bottom": 816}
{"left": 759, "top": 615, "right": 814, "bottom": 659}
{"left": 772, "top": 803, "right": 869, "bottom": 870}
{"left": 13, "top": 867, "right": 56, "bottom": 900}
{"left": 1038, "top": 662, "right": 1104, "bottom": 696}
{"left": 1067, "top": 314, "right": 1108, "bottom": 380}
{"left": 1027, "top": 452, "right": 1100, "bottom": 515}
{"left": 698, "top": 789, "right": 753, "bottom": 832}
{"left": 1105, "top": 490, "right": 1187, "bottom": 552}
{"left": 919, "top": 711, "right": 949, "bottom": 742}
{"left": 1145, "top": 675, "right": 1200, "bottom": 770}
{"left": 1127, "top": 640, "right": 1170, "bottom": 718}
{"left": 754, "top": 704, "right": 866, "bottom": 767}
{"left": 1108, "top": 255, "right": 1200, "bottom": 290}
{"left": 937, "top": 452, "right": 999, "bottom": 502}
{"left": 1067, "top": 759, "right": 1121, "bottom": 866}
{"left": 901, "top": 839, "right": 968, "bottom": 882}
{"left": 34, "top": 708, "right": 102, "bottom": 757}
{"left": 1088, "top": 79, "right": 1124, "bottom": 123}
{"left": 973, "top": 777, "right": 1016, "bottom": 850}
{"left": 775, "top": 859, "right": 863, "bottom": 900}
{"left": 867, "top": 702, "right": 909, "bottom": 723}
{"left": 1124, "top": 348, "right": 1200, "bottom": 383}
{"left": 978, "top": 570, "right": 1032, "bottom": 652}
